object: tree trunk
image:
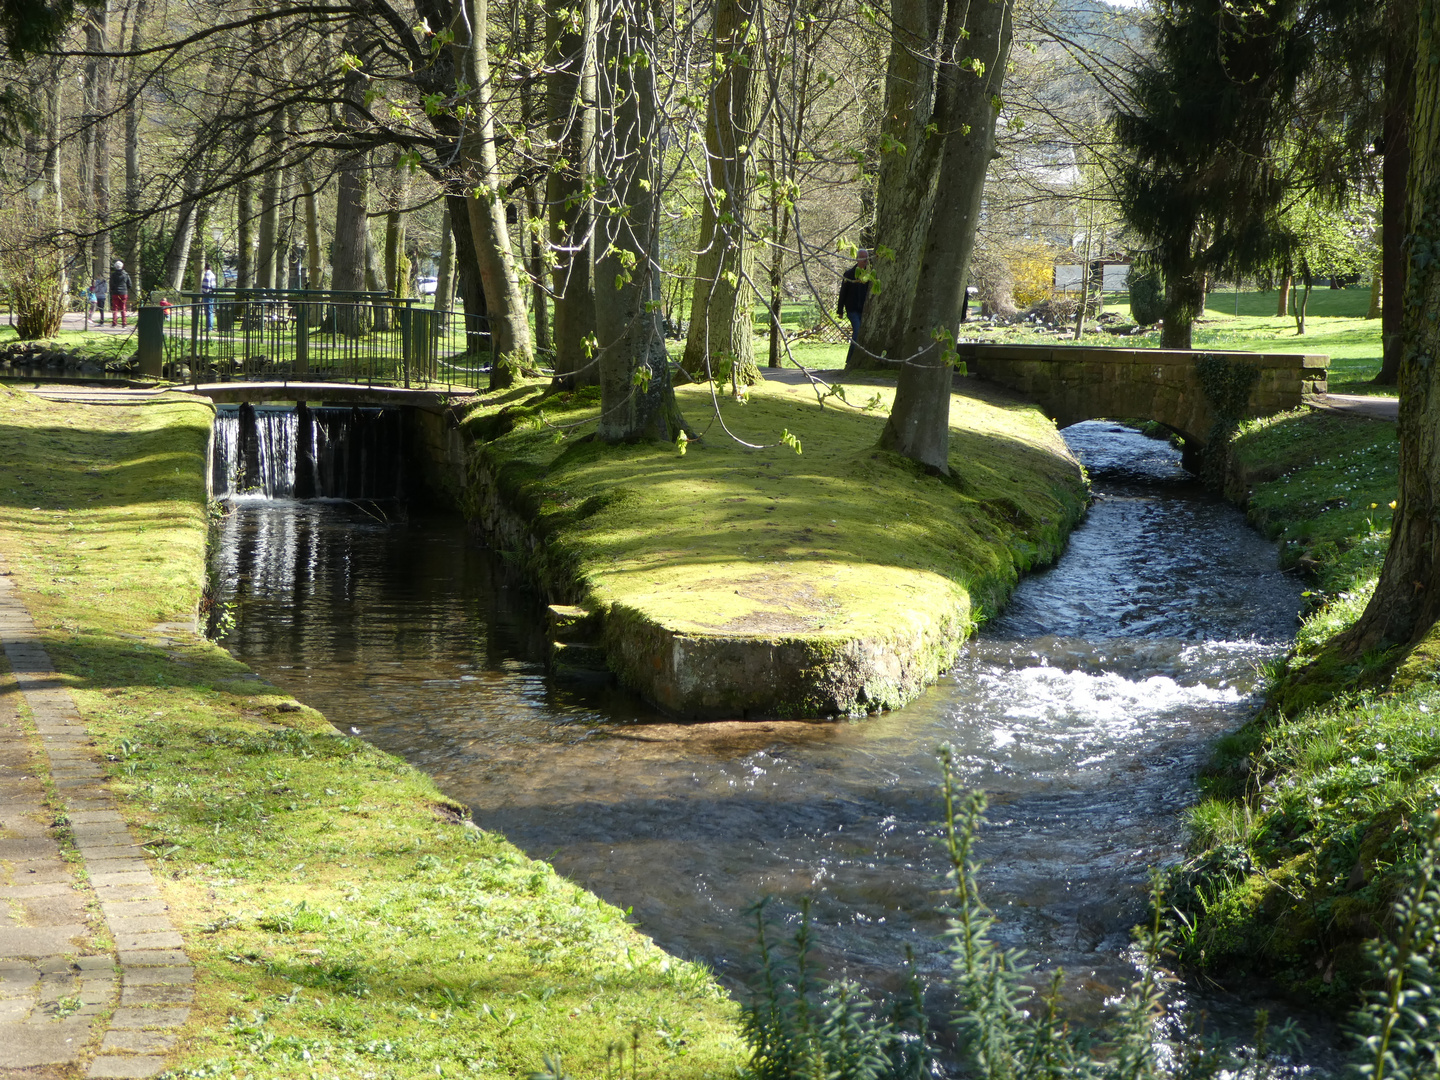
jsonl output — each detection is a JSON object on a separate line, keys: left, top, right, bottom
{"left": 435, "top": 204, "right": 455, "bottom": 312}
{"left": 365, "top": 231, "right": 391, "bottom": 331}
{"left": 88, "top": 0, "right": 112, "bottom": 289}
{"left": 1293, "top": 262, "right": 1311, "bottom": 335}
{"left": 1367, "top": 247, "right": 1383, "bottom": 320}
{"left": 454, "top": 0, "right": 534, "bottom": 388}
{"left": 332, "top": 54, "right": 369, "bottom": 296}
{"left": 332, "top": 51, "right": 369, "bottom": 334}
{"left": 1160, "top": 265, "right": 1204, "bottom": 349}
{"left": 545, "top": 0, "right": 598, "bottom": 385}
{"left": 237, "top": 168, "right": 255, "bottom": 292}
{"left": 1335, "top": 0, "right": 1440, "bottom": 657}
{"left": 1276, "top": 273, "right": 1291, "bottom": 317}
{"left": 122, "top": 0, "right": 149, "bottom": 298}
{"left": 78, "top": 20, "right": 99, "bottom": 285}
{"left": 256, "top": 165, "right": 281, "bottom": 290}
{"left": 384, "top": 154, "right": 407, "bottom": 298}
{"left": 300, "top": 167, "right": 323, "bottom": 289}
{"left": 854, "top": 0, "right": 946, "bottom": 370}
{"left": 190, "top": 208, "right": 208, "bottom": 297}
{"left": 1377, "top": 0, "right": 1417, "bottom": 386}
{"left": 881, "top": 0, "right": 1013, "bottom": 472}
{"left": 525, "top": 184, "right": 551, "bottom": 352}
{"left": 680, "top": 0, "right": 762, "bottom": 388}
{"left": 594, "top": 0, "right": 686, "bottom": 442}
{"left": 163, "top": 194, "right": 196, "bottom": 289}
{"left": 767, "top": 110, "right": 790, "bottom": 370}
{"left": 446, "top": 191, "right": 490, "bottom": 353}
{"left": 256, "top": 82, "right": 291, "bottom": 291}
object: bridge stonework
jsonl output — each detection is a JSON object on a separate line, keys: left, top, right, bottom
{"left": 955, "top": 343, "right": 1328, "bottom": 453}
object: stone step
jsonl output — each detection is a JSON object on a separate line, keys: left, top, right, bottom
{"left": 548, "top": 642, "right": 612, "bottom": 686}
{"left": 548, "top": 641, "right": 607, "bottom": 670}
{"left": 546, "top": 604, "right": 602, "bottom": 643}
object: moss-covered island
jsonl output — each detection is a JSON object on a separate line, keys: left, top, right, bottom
{"left": 455, "top": 376, "right": 1089, "bottom": 719}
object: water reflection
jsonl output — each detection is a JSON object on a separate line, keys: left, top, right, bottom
{"left": 212, "top": 422, "right": 1329, "bottom": 1065}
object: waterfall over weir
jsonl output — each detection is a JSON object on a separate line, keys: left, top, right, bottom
{"left": 212, "top": 403, "right": 405, "bottom": 500}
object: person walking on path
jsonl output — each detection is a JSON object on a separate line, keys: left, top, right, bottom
{"left": 837, "top": 249, "right": 872, "bottom": 365}
{"left": 201, "top": 265, "right": 217, "bottom": 331}
{"left": 92, "top": 276, "right": 108, "bottom": 326}
{"left": 109, "top": 261, "right": 132, "bottom": 328}
{"left": 837, "top": 249, "right": 872, "bottom": 339}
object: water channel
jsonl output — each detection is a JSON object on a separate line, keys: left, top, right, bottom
{"left": 210, "top": 419, "right": 1335, "bottom": 1069}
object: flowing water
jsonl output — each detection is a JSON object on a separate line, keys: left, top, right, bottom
{"left": 210, "top": 420, "right": 1338, "bottom": 1068}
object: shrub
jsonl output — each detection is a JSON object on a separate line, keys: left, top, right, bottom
{"left": 12, "top": 270, "right": 67, "bottom": 339}
{"left": 1130, "top": 253, "right": 1164, "bottom": 326}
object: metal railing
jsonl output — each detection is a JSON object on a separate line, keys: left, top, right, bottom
{"left": 141, "top": 289, "right": 493, "bottom": 390}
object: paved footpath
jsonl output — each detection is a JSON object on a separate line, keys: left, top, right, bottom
{"left": 0, "top": 565, "right": 192, "bottom": 1079}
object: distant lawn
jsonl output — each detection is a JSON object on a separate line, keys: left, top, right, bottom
{"left": 960, "top": 287, "right": 1386, "bottom": 396}
{"left": 10, "top": 286, "right": 1389, "bottom": 395}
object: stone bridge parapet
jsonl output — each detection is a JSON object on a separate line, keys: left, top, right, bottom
{"left": 954, "top": 343, "right": 1328, "bottom": 454}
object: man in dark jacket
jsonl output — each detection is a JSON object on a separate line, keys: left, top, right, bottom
{"left": 109, "top": 261, "right": 132, "bottom": 327}
{"left": 836, "top": 249, "right": 871, "bottom": 340}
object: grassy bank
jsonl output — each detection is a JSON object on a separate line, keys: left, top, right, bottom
{"left": 460, "top": 376, "right": 1088, "bottom": 716}
{"left": 0, "top": 385, "right": 744, "bottom": 1078}
{"left": 1168, "top": 404, "right": 1440, "bottom": 1001}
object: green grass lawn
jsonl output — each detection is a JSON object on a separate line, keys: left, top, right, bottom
{"left": 9, "top": 285, "right": 1388, "bottom": 395}
{"left": 0, "top": 385, "right": 746, "bottom": 1079}
{"left": 954, "top": 288, "right": 1386, "bottom": 395}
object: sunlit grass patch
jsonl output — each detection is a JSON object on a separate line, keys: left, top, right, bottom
{"left": 461, "top": 376, "right": 1088, "bottom": 672}
{"left": 1170, "top": 400, "right": 1428, "bottom": 999}
{"left": 0, "top": 383, "right": 746, "bottom": 1079}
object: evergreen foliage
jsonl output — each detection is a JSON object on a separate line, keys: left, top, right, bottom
{"left": 1114, "top": 0, "right": 1316, "bottom": 346}
{"left": 1128, "top": 253, "right": 1164, "bottom": 327}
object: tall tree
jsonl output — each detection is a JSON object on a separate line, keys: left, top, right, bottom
{"left": 453, "top": 0, "right": 534, "bottom": 388}
{"left": 332, "top": 42, "right": 369, "bottom": 296}
{"left": 545, "top": 0, "right": 598, "bottom": 386}
{"left": 84, "top": 0, "right": 112, "bottom": 289}
{"left": 121, "top": 0, "right": 150, "bottom": 296}
{"left": 1377, "top": 0, "right": 1417, "bottom": 384}
{"left": 1332, "top": 0, "right": 1440, "bottom": 659}
{"left": 594, "top": 0, "right": 686, "bottom": 442}
{"left": 875, "top": 0, "right": 1015, "bottom": 473}
{"left": 852, "top": 0, "right": 943, "bottom": 371}
{"left": 1114, "top": 0, "right": 1313, "bottom": 349}
{"left": 680, "top": 0, "right": 763, "bottom": 387}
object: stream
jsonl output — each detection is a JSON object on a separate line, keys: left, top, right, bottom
{"left": 210, "top": 420, "right": 1337, "bottom": 1071}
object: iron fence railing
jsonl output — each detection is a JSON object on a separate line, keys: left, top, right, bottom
{"left": 150, "top": 291, "right": 493, "bottom": 389}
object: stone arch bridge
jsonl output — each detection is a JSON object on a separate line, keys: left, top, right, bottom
{"left": 954, "top": 343, "right": 1328, "bottom": 466}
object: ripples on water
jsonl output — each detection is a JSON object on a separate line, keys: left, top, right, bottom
{"left": 213, "top": 421, "right": 1340, "bottom": 1071}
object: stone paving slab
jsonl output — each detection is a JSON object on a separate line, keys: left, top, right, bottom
{"left": 88, "top": 1054, "right": 171, "bottom": 1078}
{"left": 120, "top": 984, "right": 193, "bottom": 1007}
{"left": 110, "top": 1007, "right": 189, "bottom": 1029}
{"left": 100, "top": 1030, "right": 178, "bottom": 1053}
{"left": 117, "top": 950, "right": 187, "bottom": 967}
{"left": 0, "top": 565, "right": 191, "bottom": 1078}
